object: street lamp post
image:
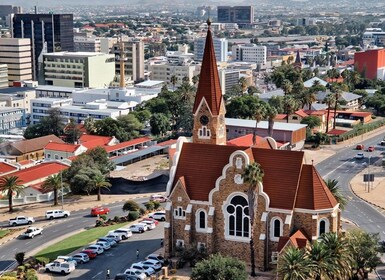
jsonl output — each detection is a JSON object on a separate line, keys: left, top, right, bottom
{"left": 368, "top": 156, "right": 371, "bottom": 193}
{"left": 60, "top": 171, "right": 64, "bottom": 209}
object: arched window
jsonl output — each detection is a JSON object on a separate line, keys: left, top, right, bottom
{"left": 224, "top": 195, "right": 250, "bottom": 240}
{"left": 270, "top": 217, "right": 283, "bottom": 241}
{"left": 318, "top": 219, "right": 329, "bottom": 236}
{"left": 196, "top": 209, "right": 207, "bottom": 232}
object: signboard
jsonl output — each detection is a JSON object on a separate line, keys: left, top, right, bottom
{"left": 363, "top": 174, "right": 374, "bottom": 182}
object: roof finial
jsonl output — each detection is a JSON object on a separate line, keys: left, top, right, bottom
{"left": 311, "top": 160, "right": 314, "bottom": 165}
{"left": 206, "top": 18, "right": 212, "bottom": 28}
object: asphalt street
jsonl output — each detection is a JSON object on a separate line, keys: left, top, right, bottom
{"left": 316, "top": 134, "right": 385, "bottom": 241}
{"left": 0, "top": 197, "right": 149, "bottom": 273}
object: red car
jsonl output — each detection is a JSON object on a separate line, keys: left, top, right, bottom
{"left": 81, "top": 250, "right": 97, "bottom": 259}
{"left": 141, "top": 217, "right": 159, "bottom": 225}
{"left": 356, "top": 144, "right": 364, "bottom": 150}
{"left": 368, "top": 146, "right": 375, "bottom": 152}
{"left": 90, "top": 207, "right": 110, "bottom": 217}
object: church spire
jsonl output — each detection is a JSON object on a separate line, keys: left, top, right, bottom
{"left": 294, "top": 50, "right": 302, "bottom": 70}
{"left": 193, "top": 18, "right": 223, "bottom": 116}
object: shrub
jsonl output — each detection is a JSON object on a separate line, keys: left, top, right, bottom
{"left": 0, "top": 276, "right": 17, "bottom": 280}
{"left": 139, "top": 208, "right": 146, "bottom": 216}
{"left": 113, "top": 216, "right": 120, "bottom": 222}
{"left": 15, "top": 252, "right": 25, "bottom": 265}
{"left": 153, "top": 201, "right": 161, "bottom": 210}
{"left": 95, "top": 219, "right": 104, "bottom": 227}
{"left": 144, "top": 201, "right": 155, "bottom": 211}
{"left": 128, "top": 211, "right": 140, "bottom": 221}
{"left": 123, "top": 200, "right": 140, "bottom": 212}
{"left": 35, "top": 257, "right": 49, "bottom": 266}
{"left": 99, "top": 214, "right": 108, "bottom": 221}
{"left": 25, "top": 269, "right": 38, "bottom": 280}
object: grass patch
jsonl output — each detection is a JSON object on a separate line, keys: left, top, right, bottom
{"left": 35, "top": 223, "right": 127, "bottom": 261}
{"left": 0, "top": 229, "right": 10, "bottom": 239}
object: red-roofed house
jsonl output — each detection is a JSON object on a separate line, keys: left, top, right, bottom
{"left": 44, "top": 142, "right": 87, "bottom": 161}
{"left": 164, "top": 23, "right": 340, "bottom": 274}
{"left": 104, "top": 137, "right": 152, "bottom": 157}
{"left": 78, "top": 135, "right": 119, "bottom": 149}
{"left": 0, "top": 162, "right": 18, "bottom": 175}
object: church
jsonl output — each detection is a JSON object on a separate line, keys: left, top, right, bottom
{"left": 163, "top": 21, "right": 340, "bottom": 271}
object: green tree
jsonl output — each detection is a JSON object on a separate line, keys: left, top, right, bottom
{"left": 192, "top": 75, "right": 199, "bottom": 86}
{"left": 283, "top": 95, "right": 299, "bottom": 123}
{"left": 0, "top": 176, "right": 24, "bottom": 212}
{"left": 265, "top": 104, "right": 278, "bottom": 137}
{"left": 122, "top": 200, "right": 141, "bottom": 212}
{"left": 90, "top": 172, "right": 111, "bottom": 201}
{"left": 253, "top": 101, "right": 267, "bottom": 145}
{"left": 239, "top": 77, "right": 248, "bottom": 93}
{"left": 281, "top": 79, "right": 293, "bottom": 95}
{"left": 226, "top": 95, "right": 260, "bottom": 119}
{"left": 63, "top": 119, "right": 81, "bottom": 143}
{"left": 170, "top": 75, "right": 178, "bottom": 91}
{"left": 324, "top": 179, "right": 347, "bottom": 210}
{"left": 131, "top": 109, "right": 151, "bottom": 124}
{"left": 278, "top": 247, "right": 312, "bottom": 280}
{"left": 41, "top": 173, "right": 63, "bottom": 206}
{"left": 24, "top": 108, "right": 65, "bottom": 139}
{"left": 301, "top": 116, "right": 321, "bottom": 131}
{"left": 150, "top": 113, "right": 170, "bottom": 136}
{"left": 242, "top": 162, "right": 264, "bottom": 276}
{"left": 307, "top": 241, "right": 332, "bottom": 280}
{"left": 191, "top": 254, "right": 248, "bottom": 280}
{"left": 324, "top": 93, "right": 335, "bottom": 133}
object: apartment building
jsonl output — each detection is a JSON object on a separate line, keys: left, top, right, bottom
{"left": 0, "top": 38, "right": 33, "bottom": 86}
{"left": 0, "top": 89, "right": 36, "bottom": 114}
{"left": 74, "top": 35, "right": 101, "bottom": 52}
{"left": 111, "top": 39, "right": 145, "bottom": 82}
{"left": 362, "top": 28, "right": 385, "bottom": 48}
{"left": 232, "top": 44, "right": 267, "bottom": 65}
{"left": 0, "top": 64, "right": 8, "bottom": 89}
{"left": 0, "top": 107, "right": 26, "bottom": 134}
{"left": 43, "top": 52, "right": 115, "bottom": 88}
{"left": 217, "top": 6, "right": 254, "bottom": 25}
{"left": 218, "top": 69, "right": 240, "bottom": 95}
{"left": 194, "top": 37, "right": 228, "bottom": 62}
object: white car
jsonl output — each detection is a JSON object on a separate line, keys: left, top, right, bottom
{"left": 129, "top": 224, "right": 145, "bottom": 233}
{"left": 45, "top": 209, "right": 70, "bottom": 220}
{"left": 72, "top": 253, "right": 89, "bottom": 264}
{"left": 137, "top": 223, "right": 149, "bottom": 231}
{"left": 45, "top": 261, "right": 75, "bottom": 275}
{"left": 146, "top": 254, "right": 165, "bottom": 265}
{"left": 355, "top": 153, "right": 365, "bottom": 160}
{"left": 140, "top": 220, "right": 156, "bottom": 230}
{"left": 106, "top": 233, "right": 122, "bottom": 243}
{"left": 130, "top": 262, "right": 155, "bottom": 276}
{"left": 149, "top": 211, "right": 166, "bottom": 221}
{"left": 124, "top": 268, "right": 147, "bottom": 280}
{"left": 141, "top": 259, "right": 162, "bottom": 271}
{"left": 96, "top": 241, "right": 111, "bottom": 250}
{"left": 84, "top": 244, "right": 104, "bottom": 255}
{"left": 110, "top": 228, "right": 133, "bottom": 240}
{"left": 56, "top": 256, "right": 78, "bottom": 267}
{"left": 98, "top": 237, "right": 117, "bottom": 246}
{"left": 20, "top": 227, "right": 43, "bottom": 239}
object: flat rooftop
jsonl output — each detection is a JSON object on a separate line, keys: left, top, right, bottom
{"left": 44, "top": 51, "right": 112, "bottom": 58}
{"left": 225, "top": 118, "right": 307, "bottom": 131}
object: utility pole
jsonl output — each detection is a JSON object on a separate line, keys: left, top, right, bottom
{"left": 61, "top": 171, "right": 64, "bottom": 209}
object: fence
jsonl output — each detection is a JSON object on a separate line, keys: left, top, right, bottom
{"left": 0, "top": 190, "right": 68, "bottom": 209}
{"left": 337, "top": 119, "right": 385, "bottom": 142}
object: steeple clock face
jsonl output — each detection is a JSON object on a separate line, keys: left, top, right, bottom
{"left": 200, "top": 115, "right": 209, "bottom": 125}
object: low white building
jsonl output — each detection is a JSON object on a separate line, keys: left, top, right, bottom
{"left": 232, "top": 44, "right": 267, "bottom": 65}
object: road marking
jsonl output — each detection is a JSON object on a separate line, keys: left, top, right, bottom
{"left": 25, "top": 241, "right": 31, "bottom": 245}
{"left": 0, "top": 255, "right": 4, "bottom": 259}
{"left": 369, "top": 219, "right": 373, "bottom": 223}
{"left": 92, "top": 271, "right": 103, "bottom": 279}
{"left": 12, "top": 248, "right": 17, "bottom": 252}
{"left": 377, "top": 225, "right": 381, "bottom": 229}
{"left": 66, "top": 224, "right": 73, "bottom": 228}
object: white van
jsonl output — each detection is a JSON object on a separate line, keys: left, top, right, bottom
{"left": 46, "top": 210, "right": 70, "bottom": 220}
{"left": 109, "top": 228, "right": 132, "bottom": 240}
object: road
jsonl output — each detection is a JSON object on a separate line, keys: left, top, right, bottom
{"left": 0, "top": 197, "right": 149, "bottom": 273}
{"left": 316, "top": 134, "right": 385, "bottom": 241}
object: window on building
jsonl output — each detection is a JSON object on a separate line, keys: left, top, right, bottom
{"left": 196, "top": 210, "right": 207, "bottom": 231}
{"left": 270, "top": 217, "right": 283, "bottom": 241}
{"left": 318, "top": 219, "right": 329, "bottom": 236}
{"left": 225, "top": 195, "right": 250, "bottom": 240}
{"left": 174, "top": 206, "right": 186, "bottom": 219}
{"left": 176, "top": 239, "right": 184, "bottom": 248}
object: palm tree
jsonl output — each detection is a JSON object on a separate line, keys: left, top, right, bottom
{"left": 178, "top": 81, "right": 195, "bottom": 103}
{"left": 301, "top": 90, "right": 317, "bottom": 109}
{"left": 192, "top": 75, "right": 199, "bottom": 86}
{"left": 324, "top": 179, "right": 347, "bottom": 210}
{"left": 253, "top": 102, "right": 267, "bottom": 145}
{"left": 307, "top": 241, "right": 333, "bottom": 280}
{"left": 91, "top": 173, "right": 112, "bottom": 201}
{"left": 323, "top": 93, "right": 334, "bottom": 133}
{"left": 42, "top": 173, "right": 63, "bottom": 206}
{"left": 265, "top": 104, "right": 277, "bottom": 137}
{"left": 0, "top": 176, "right": 24, "bottom": 212}
{"left": 283, "top": 95, "right": 298, "bottom": 123}
{"left": 281, "top": 79, "right": 293, "bottom": 95}
{"left": 332, "top": 88, "right": 342, "bottom": 129}
{"left": 242, "top": 162, "right": 264, "bottom": 276}
{"left": 170, "top": 75, "right": 177, "bottom": 91}
{"left": 278, "top": 247, "right": 312, "bottom": 280}
{"left": 239, "top": 77, "right": 248, "bottom": 94}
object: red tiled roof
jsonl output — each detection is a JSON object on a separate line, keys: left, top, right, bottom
{"left": 18, "top": 159, "right": 34, "bottom": 166}
{"left": 295, "top": 165, "right": 338, "bottom": 210}
{"left": 275, "top": 114, "right": 287, "bottom": 120}
{"left": 1, "top": 162, "right": 68, "bottom": 185}
{"left": 305, "top": 110, "right": 327, "bottom": 116}
{"left": 172, "top": 143, "right": 305, "bottom": 209}
{"left": 105, "top": 137, "right": 151, "bottom": 152}
{"left": 79, "top": 135, "right": 113, "bottom": 149}
{"left": 295, "top": 109, "right": 308, "bottom": 118}
{"left": 45, "top": 142, "right": 81, "bottom": 153}
{"left": 157, "top": 139, "right": 178, "bottom": 147}
{"left": 226, "top": 134, "right": 272, "bottom": 149}
{"left": 29, "top": 182, "right": 50, "bottom": 194}
{"left": 278, "top": 229, "right": 309, "bottom": 252}
{"left": 0, "top": 162, "right": 17, "bottom": 174}
{"left": 193, "top": 25, "right": 223, "bottom": 115}
{"left": 350, "top": 112, "right": 372, "bottom": 117}
{"left": 327, "top": 128, "right": 347, "bottom": 136}
{"left": 1, "top": 135, "right": 64, "bottom": 155}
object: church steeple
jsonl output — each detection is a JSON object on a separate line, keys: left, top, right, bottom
{"left": 293, "top": 50, "right": 302, "bottom": 70}
{"left": 192, "top": 19, "right": 226, "bottom": 145}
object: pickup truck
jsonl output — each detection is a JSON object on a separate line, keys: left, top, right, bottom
{"left": 20, "top": 227, "right": 43, "bottom": 238}
{"left": 9, "top": 216, "right": 34, "bottom": 226}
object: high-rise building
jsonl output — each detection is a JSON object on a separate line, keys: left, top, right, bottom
{"left": 43, "top": 52, "right": 115, "bottom": 88}
{"left": 194, "top": 37, "right": 228, "bottom": 62}
{"left": 0, "top": 5, "right": 22, "bottom": 18}
{"left": 354, "top": 49, "right": 385, "bottom": 80}
{"left": 111, "top": 39, "right": 144, "bottom": 82}
{"left": 0, "top": 64, "right": 8, "bottom": 89}
{"left": 218, "top": 69, "right": 240, "bottom": 95}
{"left": 0, "top": 38, "right": 33, "bottom": 86}
{"left": 217, "top": 6, "right": 254, "bottom": 25}
{"left": 232, "top": 44, "right": 267, "bottom": 65}
{"left": 12, "top": 14, "right": 74, "bottom": 81}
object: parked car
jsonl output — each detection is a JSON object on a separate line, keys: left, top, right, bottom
{"left": 129, "top": 224, "right": 145, "bottom": 233}
{"left": 45, "top": 209, "right": 70, "bottom": 220}
{"left": 105, "top": 233, "right": 122, "bottom": 243}
{"left": 356, "top": 144, "right": 365, "bottom": 150}
{"left": 96, "top": 241, "right": 111, "bottom": 250}
{"left": 81, "top": 249, "right": 97, "bottom": 259}
{"left": 110, "top": 228, "right": 132, "bottom": 240}
{"left": 98, "top": 237, "right": 117, "bottom": 246}
{"left": 20, "top": 227, "right": 42, "bottom": 239}
{"left": 381, "top": 140, "right": 385, "bottom": 146}
{"left": 56, "top": 256, "right": 78, "bottom": 267}
{"left": 84, "top": 244, "right": 104, "bottom": 255}
{"left": 137, "top": 223, "right": 149, "bottom": 231}
{"left": 123, "top": 268, "right": 147, "bottom": 280}
{"left": 140, "top": 220, "right": 156, "bottom": 230}
{"left": 72, "top": 253, "right": 90, "bottom": 264}
{"left": 368, "top": 146, "right": 375, "bottom": 152}
{"left": 45, "top": 260, "right": 75, "bottom": 275}
{"left": 115, "top": 273, "right": 141, "bottom": 280}
{"left": 150, "top": 194, "right": 167, "bottom": 202}
{"left": 91, "top": 207, "right": 110, "bottom": 216}
{"left": 141, "top": 259, "right": 162, "bottom": 271}
{"left": 9, "top": 216, "right": 34, "bottom": 226}
{"left": 141, "top": 217, "right": 159, "bottom": 225}
{"left": 129, "top": 263, "right": 155, "bottom": 276}
{"left": 355, "top": 153, "right": 365, "bottom": 160}
{"left": 148, "top": 211, "right": 166, "bottom": 221}
{"left": 146, "top": 254, "right": 165, "bottom": 265}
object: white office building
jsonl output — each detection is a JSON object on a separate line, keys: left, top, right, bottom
{"left": 194, "top": 37, "right": 228, "bottom": 62}
{"left": 232, "top": 44, "right": 267, "bottom": 65}
{"left": 218, "top": 69, "right": 240, "bottom": 95}
{"left": 74, "top": 36, "right": 101, "bottom": 52}
{"left": 0, "top": 64, "right": 8, "bottom": 88}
